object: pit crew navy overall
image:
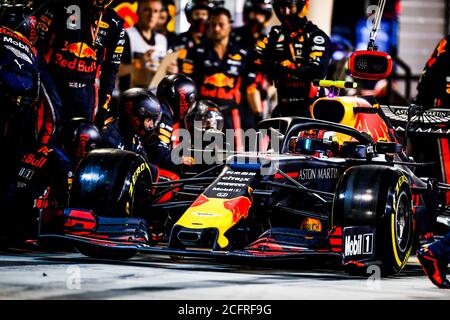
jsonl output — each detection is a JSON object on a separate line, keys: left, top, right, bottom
{"left": 252, "top": 0, "right": 331, "bottom": 117}
{"left": 36, "top": 0, "right": 125, "bottom": 126}
{"left": 415, "top": 35, "right": 450, "bottom": 205}
{"left": 182, "top": 33, "right": 255, "bottom": 131}
{"left": 0, "top": 2, "right": 62, "bottom": 244}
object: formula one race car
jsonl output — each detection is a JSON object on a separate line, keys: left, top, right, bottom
{"left": 34, "top": 2, "right": 450, "bottom": 275}
{"left": 37, "top": 47, "right": 450, "bottom": 275}
{"left": 38, "top": 87, "right": 450, "bottom": 275}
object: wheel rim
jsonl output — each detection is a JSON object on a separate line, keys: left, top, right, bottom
{"left": 395, "top": 190, "right": 412, "bottom": 253}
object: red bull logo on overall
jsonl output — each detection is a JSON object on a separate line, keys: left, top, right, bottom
{"left": 56, "top": 42, "right": 98, "bottom": 72}
{"left": 62, "top": 42, "right": 98, "bottom": 60}
{"left": 114, "top": 1, "right": 139, "bottom": 29}
{"left": 204, "top": 73, "right": 235, "bottom": 89}
{"left": 55, "top": 54, "right": 97, "bottom": 73}
{"left": 201, "top": 75, "right": 242, "bottom": 103}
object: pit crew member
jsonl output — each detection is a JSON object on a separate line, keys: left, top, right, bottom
{"left": 250, "top": 0, "right": 331, "bottom": 118}
{"left": 232, "top": 0, "right": 273, "bottom": 129}
{"left": 182, "top": 7, "right": 260, "bottom": 150}
{"left": 414, "top": 35, "right": 450, "bottom": 207}
{"left": 170, "top": 0, "right": 215, "bottom": 71}
{"left": 35, "top": 0, "right": 125, "bottom": 128}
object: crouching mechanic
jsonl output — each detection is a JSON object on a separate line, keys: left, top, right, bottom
{"left": 101, "top": 88, "right": 189, "bottom": 177}
{"left": 417, "top": 235, "right": 450, "bottom": 289}
{"left": 0, "top": 0, "right": 63, "bottom": 247}
{"left": 153, "top": 74, "right": 198, "bottom": 169}
{"left": 8, "top": 118, "right": 100, "bottom": 246}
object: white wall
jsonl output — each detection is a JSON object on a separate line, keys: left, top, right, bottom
{"left": 308, "top": 0, "right": 335, "bottom": 35}
{"left": 397, "top": 0, "right": 447, "bottom": 100}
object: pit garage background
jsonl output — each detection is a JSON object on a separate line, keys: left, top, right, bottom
{"left": 112, "top": 0, "right": 449, "bottom": 104}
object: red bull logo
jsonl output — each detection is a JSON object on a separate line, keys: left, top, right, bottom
{"left": 436, "top": 38, "right": 447, "bottom": 57}
{"left": 223, "top": 196, "right": 252, "bottom": 223}
{"left": 354, "top": 113, "right": 390, "bottom": 142}
{"left": 114, "top": 1, "right": 138, "bottom": 29}
{"left": 204, "top": 73, "right": 235, "bottom": 89}
{"left": 191, "top": 194, "right": 210, "bottom": 208}
{"left": 427, "top": 38, "right": 447, "bottom": 68}
{"left": 55, "top": 54, "right": 97, "bottom": 73}
{"left": 62, "top": 42, "right": 97, "bottom": 60}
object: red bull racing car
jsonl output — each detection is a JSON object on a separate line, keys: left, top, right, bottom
{"left": 37, "top": 50, "right": 450, "bottom": 276}
{"left": 38, "top": 88, "right": 450, "bottom": 276}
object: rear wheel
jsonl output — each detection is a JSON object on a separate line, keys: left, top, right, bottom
{"left": 333, "top": 165, "right": 414, "bottom": 275}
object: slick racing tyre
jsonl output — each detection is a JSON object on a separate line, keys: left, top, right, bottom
{"left": 333, "top": 165, "right": 414, "bottom": 275}
{"left": 69, "top": 149, "right": 153, "bottom": 218}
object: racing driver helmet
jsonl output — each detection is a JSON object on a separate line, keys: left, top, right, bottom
{"left": 57, "top": 117, "right": 101, "bottom": 166}
{"left": 290, "top": 129, "right": 338, "bottom": 158}
{"left": 272, "top": 0, "right": 308, "bottom": 27}
{"left": 120, "top": 88, "right": 162, "bottom": 138}
{"left": 156, "top": 74, "right": 197, "bottom": 123}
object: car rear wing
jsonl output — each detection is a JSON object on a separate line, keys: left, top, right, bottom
{"left": 379, "top": 105, "right": 450, "bottom": 137}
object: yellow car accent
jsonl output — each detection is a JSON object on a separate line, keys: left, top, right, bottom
{"left": 391, "top": 214, "right": 402, "bottom": 267}
{"left": 315, "top": 80, "right": 358, "bottom": 89}
{"left": 391, "top": 176, "right": 411, "bottom": 269}
{"left": 175, "top": 196, "right": 251, "bottom": 249}
{"left": 175, "top": 198, "right": 232, "bottom": 248}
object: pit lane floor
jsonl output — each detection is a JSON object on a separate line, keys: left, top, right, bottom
{"left": 0, "top": 249, "right": 448, "bottom": 300}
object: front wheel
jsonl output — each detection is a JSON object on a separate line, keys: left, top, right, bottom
{"left": 333, "top": 165, "right": 414, "bottom": 275}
